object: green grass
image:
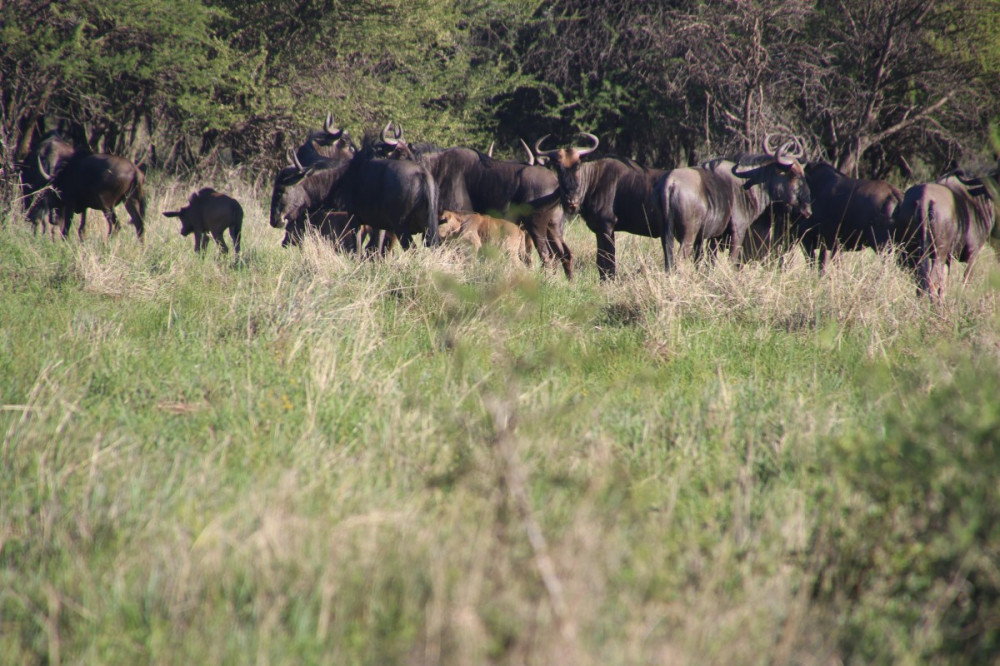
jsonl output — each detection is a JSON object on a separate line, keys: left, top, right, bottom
{"left": 2, "top": 174, "right": 1000, "bottom": 664}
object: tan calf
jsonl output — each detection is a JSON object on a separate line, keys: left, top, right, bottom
{"left": 439, "top": 210, "right": 533, "bottom": 265}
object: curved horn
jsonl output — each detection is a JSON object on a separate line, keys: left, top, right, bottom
{"left": 381, "top": 121, "right": 399, "bottom": 147}
{"left": 763, "top": 133, "right": 779, "bottom": 156}
{"left": 323, "top": 113, "right": 344, "bottom": 140}
{"left": 519, "top": 138, "right": 535, "bottom": 166}
{"left": 291, "top": 149, "right": 305, "bottom": 173}
{"left": 533, "top": 134, "right": 562, "bottom": 162}
{"left": 534, "top": 134, "right": 554, "bottom": 156}
{"left": 575, "top": 132, "right": 599, "bottom": 157}
{"left": 37, "top": 153, "right": 52, "bottom": 181}
{"left": 487, "top": 141, "right": 494, "bottom": 158}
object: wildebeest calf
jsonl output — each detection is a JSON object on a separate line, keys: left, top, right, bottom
{"left": 163, "top": 188, "right": 243, "bottom": 255}
{"left": 439, "top": 210, "right": 533, "bottom": 264}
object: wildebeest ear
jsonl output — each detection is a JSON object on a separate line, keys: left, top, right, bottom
{"left": 162, "top": 210, "right": 182, "bottom": 218}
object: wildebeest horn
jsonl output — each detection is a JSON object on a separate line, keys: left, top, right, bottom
{"left": 534, "top": 134, "right": 559, "bottom": 161}
{"left": 487, "top": 141, "right": 494, "bottom": 158}
{"left": 763, "top": 133, "right": 778, "bottom": 156}
{"left": 575, "top": 132, "right": 599, "bottom": 157}
{"left": 37, "top": 153, "right": 52, "bottom": 181}
{"left": 290, "top": 149, "right": 305, "bottom": 173}
{"left": 519, "top": 138, "right": 535, "bottom": 166}
{"left": 381, "top": 121, "right": 400, "bottom": 147}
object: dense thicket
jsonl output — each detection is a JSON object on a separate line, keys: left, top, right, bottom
{"left": 2, "top": 0, "right": 998, "bottom": 179}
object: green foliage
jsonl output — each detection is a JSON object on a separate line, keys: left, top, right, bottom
{"left": 821, "top": 357, "right": 1000, "bottom": 662}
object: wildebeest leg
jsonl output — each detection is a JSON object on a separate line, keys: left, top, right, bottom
{"left": 596, "top": 226, "right": 616, "bottom": 280}
{"left": 103, "top": 208, "right": 119, "bottom": 236}
{"left": 211, "top": 229, "right": 230, "bottom": 254}
{"left": 729, "top": 226, "right": 747, "bottom": 266}
{"left": 78, "top": 209, "right": 88, "bottom": 240}
{"left": 194, "top": 232, "right": 205, "bottom": 253}
{"left": 125, "top": 197, "right": 145, "bottom": 238}
{"left": 526, "top": 226, "right": 554, "bottom": 268}
{"left": 230, "top": 223, "right": 242, "bottom": 256}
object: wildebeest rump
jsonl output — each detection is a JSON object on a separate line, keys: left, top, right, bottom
{"left": 34, "top": 143, "right": 147, "bottom": 239}
{"left": 438, "top": 209, "right": 534, "bottom": 264}
{"left": 892, "top": 164, "right": 998, "bottom": 298}
{"left": 271, "top": 146, "right": 440, "bottom": 250}
{"left": 659, "top": 137, "right": 813, "bottom": 267}
{"left": 535, "top": 133, "right": 669, "bottom": 280}
{"left": 163, "top": 188, "right": 243, "bottom": 255}
{"left": 379, "top": 123, "right": 572, "bottom": 277}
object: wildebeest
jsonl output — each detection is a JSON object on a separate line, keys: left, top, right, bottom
{"left": 33, "top": 141, "right": 147, "bottom": 239}
{"left": 20, "top": 132, "right": 76, "bottom": 236}
{"left": 790, "top": 162, "right": 902, "bottom": 268}
{"left": 163, "top": 188, "right": 243, "bottom": 255}
{"left": 378, "top": 122, "right": 573, "bottom": 277}
{"left": 892, "top": 163, "right": 999, "bottom": 298}
{"left": 295, "top": 113, "right": 356, "bottom": 166}
{"left": 658, "top": 136, "right": 813, "bottom": 268}
{"left": 535, "top": 132, "right": 670, "bottom": 280}
{"left": 270, "top": 143, "right": 439, "bottom": 250}
{"left": 438, "top": 209, "right": 534, "bottom": 264}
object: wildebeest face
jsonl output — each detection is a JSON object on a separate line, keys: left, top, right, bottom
{"left": 162, "top": 207, "right": 194, "bottom": 235}
{"left": 269, "top": 168, "right": 308, "bottom": 228}
{"left": 534, "top": 133, "right": 599, "bottom": 213}
{"left": 735, "top": 162, "right": 813, "bottom": 218}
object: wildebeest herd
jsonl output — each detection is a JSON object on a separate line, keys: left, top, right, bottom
{"left": 14, "top": 114, "right": 1000, "bottom": 298}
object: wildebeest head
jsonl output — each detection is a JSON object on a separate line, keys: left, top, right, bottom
{"left": 533, "top": 133, "right": 600, "bottom": 212}
{"left": 296, "top": 113, "right": 356, "bottom": 166}
{"left": 269, "top": 152, "right": 313, "bottom": 229}
{"left": 731, "top": 135, "right": 812, "bottom": 218}
{"left": 377, "top": 120, "right": 419, "bottom": 161}
{"left": 162, "top": 188, "right": 215, "bottom": 236}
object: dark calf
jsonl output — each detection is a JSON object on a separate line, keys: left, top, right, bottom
{"left": 163, "top": 188, "right": 243, "bottom": 255}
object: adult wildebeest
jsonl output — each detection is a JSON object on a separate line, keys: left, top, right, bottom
{"left": 379, "top": 122, "right": 573, "bottom": 277}
{"left": 438, "top": 209, "right": 534, "bottom": 264}
{"left": 33, "top": 142, "right": 147, "bottom": 239}
{"left": 790, "top": 162, "right": 902, "bottom": 268}
{"left": 270, "top": 143, "right": 439, "bottom": 250}
{"left": 534, "top": 132, "right": 670, "bottom": 280}
{"left": 163, "top": 188, "right": 243, "bottom": 255}
{"left": 658, "top": 136, "right": 813, "bottom": 268}
{"left": 892, "top": 163, "right": 999, "bottom": 298}
{"left": 20, "top": 132, "right": 76, "bottom": 236}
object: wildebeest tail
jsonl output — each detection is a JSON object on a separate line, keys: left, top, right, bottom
{"left": 232, "top": 200, "right": 245, "bottom": 255}
{"left": 658, "top": 179, "right": 675, "bottom": 272}
{"left": 422, "top": 171, "right": 440, "bottom": 247}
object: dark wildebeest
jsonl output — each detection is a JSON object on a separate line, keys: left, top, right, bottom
{"left": 34, "top": 142, "right": 147, "bottom": 239}
{"left": 378, "top": 122, "right": 572, "bottom": 277}
{"left": 281, "top": 115, "right": 358, "bottom": 248}
{"left": 658, "top": 136, "right": 813, "bottom": 268}
{"left": 163, "top": 188, "right": 243, "bottom": 255}
{"left": 892, "top": 163, "right": 999, "bottom": 298}
{"left": 791, "top": 162, "right": 902, "bottom": 268}
{"left": 270, "top": 143, "right": 439, "bottom": 251}
{"left": 534, "top": 132, "right": 670, "bottom": 280}
{"left": 20, "top": 132, "right": 76, "bottom": 236}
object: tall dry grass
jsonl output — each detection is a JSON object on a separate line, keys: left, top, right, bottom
{"left": 2, "top": 172, "right": 999, "bottom": 664}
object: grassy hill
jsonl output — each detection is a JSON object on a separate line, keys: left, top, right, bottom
{"left": 2, "top": 174, "right": 999, "bottom": 664}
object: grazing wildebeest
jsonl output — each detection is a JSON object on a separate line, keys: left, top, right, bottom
{"left": 892, "top": 163, "right": 999, "bottom": 298}
{"left": 790, "top": 162, "right": 903, "bottom": 268}
{"left": 378, "top": 122, "right": 573, "bottom": 277}
{"left": 34, "top": 142, "right": 147, "bottom": 239}
{"left": 658, "top": 136, "right": 813, "bottom": 267}
{"left": 534, "top": 132, "right": 671, "bottom": 280}
{"left": 270, "top": 143, "right": 439, "bottom": 251}
{"left": 20, "top": 132, "right": 76, "bottom": 236}
{"left": 438, "top": 209, "right": 534, "bottom": 264}
{"left": 163, "top": 188, "right": 243, "bottom": 255}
